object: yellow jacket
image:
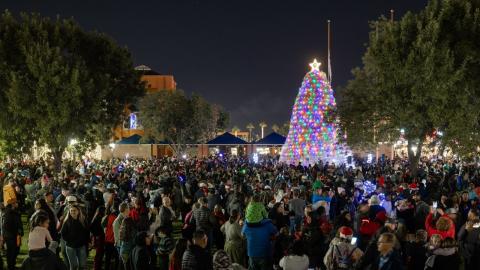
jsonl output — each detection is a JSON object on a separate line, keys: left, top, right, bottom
{"left": 3, "top": 184, "right": 16, "bottom": 205}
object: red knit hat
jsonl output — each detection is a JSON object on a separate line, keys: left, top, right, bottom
{"left": 339, "top": 226, "right": 353, "bottom": 239}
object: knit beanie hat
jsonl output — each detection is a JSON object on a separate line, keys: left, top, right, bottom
{"left": 213, "top": 250, "right": 233, "bottom": 270}
{"left": 339, "top": 226, "right": 353, "bottom": 240}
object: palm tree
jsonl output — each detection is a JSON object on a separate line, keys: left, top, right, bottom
{"left": 271, "top": 124, "right": 279, "bottom": 133}
{"left": 231, "top": 126, "right": 240, "bottom": 137}
{"left": 259, "top": 122, "right": 268, "bottom": 139}
{"left": 246, "top": 123, "right": 255, "bottom": 142}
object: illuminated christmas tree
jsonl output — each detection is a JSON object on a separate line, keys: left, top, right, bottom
{"left": 280, "top": 59, "right": 346, "bottom": 166}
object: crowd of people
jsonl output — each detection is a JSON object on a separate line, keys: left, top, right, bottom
{"left": 0, "top": 153, "right": 479, "bottom": 270}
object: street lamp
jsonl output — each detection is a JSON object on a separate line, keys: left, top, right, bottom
{"left": 109, "top": 143, "right": 116, "bottom": 159}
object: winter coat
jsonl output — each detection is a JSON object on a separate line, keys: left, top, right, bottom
{"left": 191, "top": 206, "right": 214, "bottom": 231}
{"left": 130, "top": 245, "right": 153, "bottom": 270}
{"left": 2, "top": 205, "right": 23, "bottom": 239}
{"left": 20, "top": 249, "right": 66, "bottom": 270}
{"left": 181, "top": 244, "right": 213, "bottom": 270}
{"left": 371, "top": 250, "right": 404, "bottom": 270}
{"left": 457, "top": 222, "right": 480, "bottom": 270}
{"left": 323, "top": 238, "right": 363, "bottom": 270}
{"left": 424, "top": 247, "right": 461, "bottom": 270}
{"left": 425, "top": 213, "right": 455, "bottom": 239}
{"left": 60, "top": 217, "right": 89, "bottom": 248}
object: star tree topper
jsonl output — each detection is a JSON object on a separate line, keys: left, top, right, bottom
{"left": 309, "top": 59, "right": 321, "bottom": 72}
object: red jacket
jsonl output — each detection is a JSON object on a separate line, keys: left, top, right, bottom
{"left": 359, "top": 218, "right": 382, "bottom": 237}
{"left": 105, "top": 213, "right": 117, "bottom": 244}
{"left": 425, "top": 213, "right": 455, "bottom": 239}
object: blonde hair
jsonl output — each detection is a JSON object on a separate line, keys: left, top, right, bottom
{"left": 436, "top": 217, "right": 451, "bottom": 232}
{"left": 64, "top": 205, "right": 86, "bottom": 227}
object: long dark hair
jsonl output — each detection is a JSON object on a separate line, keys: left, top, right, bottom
{"left": 30, "top": 210, "right": 50, "bottom": 232}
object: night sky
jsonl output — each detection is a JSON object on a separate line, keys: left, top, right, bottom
{"left": 1, "top": 0, "right": 428, "bottom": 133}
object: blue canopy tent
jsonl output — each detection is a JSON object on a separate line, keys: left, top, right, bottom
{"left": 207, "top": 132, "right": 248, "bottom": 145}
{"left": 206, "top": 132, "right": 248, "bottom": 156}
{"left": 254, "top": 132, "right": 286, "bottom": 145}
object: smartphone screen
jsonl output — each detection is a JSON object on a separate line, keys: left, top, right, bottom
{"left": 433, "top": 201, "right": 438, "bottom": 208}
{"left": 351, "top": 237, "right": 357, "bottom": 245}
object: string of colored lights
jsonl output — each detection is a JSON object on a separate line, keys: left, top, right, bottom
{"left": 280, "top": 59, "right": 347, "bottom": 165}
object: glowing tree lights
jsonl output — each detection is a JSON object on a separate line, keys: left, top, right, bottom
{"left": 280, "top": 59, "right": 347, "bottom": 165}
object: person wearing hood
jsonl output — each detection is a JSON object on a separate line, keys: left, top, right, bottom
{"left": 130, "top": 231, "right": 153, "bottom": 270}
{"left": 457, "top": 208, "right": 480, "bottom": 270}
{"left": 424, "top": 237, "right": 460, "bottom": 270}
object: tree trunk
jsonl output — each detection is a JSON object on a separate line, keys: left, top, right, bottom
{"left": 407, "top": 138, "right": 423, "bottom": 179}
{"left": 53, "top": 149, "right": 63, "bottom": 174}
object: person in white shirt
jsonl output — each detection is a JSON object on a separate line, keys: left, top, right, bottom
{"left": 28, "top": 211, "right": 53, "bottom": 251}
{"left": 279, "top": 240, "right": 309, "bottom": 270}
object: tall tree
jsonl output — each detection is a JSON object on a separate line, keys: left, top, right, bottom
{"left": 271, "top": 124, "right": 279, "bottom": 133}
{"left": 139, "top": 90, "right": 227, "bottom": 156}
{"left": 0, "top": 11, "right": 145, "bottom": 170}
{"left": 246, "top": 123, "right": 255, "bottom": 142}
{"left": 338, "top": 0, "right": 480, "bottom": 174}
{"left": 259, "top": 122, "right": 268, "bottom": 139}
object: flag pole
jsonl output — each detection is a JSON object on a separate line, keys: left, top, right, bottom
{"left": 327, "top": 19, "right": 332, "bottom": 84}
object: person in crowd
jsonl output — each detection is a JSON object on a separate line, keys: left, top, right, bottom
{"left": 425, "top": 207, "right": 456, "bottom": 239}
{"left": 34, "top": 198, "right": 59, "bottom": 244}
{"left": 129, "top": 197, "right": 149, "bottom": 232}
{"left": 324, "top": 226, "right": 363, "bottom": 270}
{"left": 279, "top": 240, "right": 309, "bottom": 270}
{"left": 190, "top": 197, "right": 214, "bottom": 247}
{"left": 169, "top": 238, "right": 188, "bottom": 270}
{"left": 425, "top": 237, "right": 461, "bottom": 270}
{"left": 130, "top": 231, "right": 153, "bottom": 270}
{"left": 181, "top": 230, "right": 213, "bottom": 270}
{"left": 60, "top": 205, "right": 89, "bottom": 270}
{"left": 373, "top": 232, "right": 404, "bottom": 270}
{"left": 21, "top": 246, "right": 67, "bottom": 270}
{"left": 457, "top": 208, "right": 480, "bottom": 270}
{"left": 3, "top": 178, "right": 17, "bottom": 206}
{"left": 221, "top": 209, "right": 246, "bottom": 266}
{"left": 119, "top": 216, "right": 137, "bottom": 269}
{"left": 242, "top": 211, "right": 278, "bottom": 270}
{"left": 113, "top": 202, "right": 129, "bottom": 252}
{"left": 102, "top": 203, "right": 119, "bottom": 270}
{"left": 28, "top": 211, "right": 53, "bottom": 252}
{"left": 213, "top": 249, "right": 247, "bottom": 270}
{"left": 405, "top": 229, "right": 428, "bottom": 270}
{"left": 90, "top": 206, "right": 106, "bottom": 270}
{"left": 246, "top": 194, "right": 268, "bottom": 225}
{"left": 268, "top": 202, "right": 289, "bottom": 230}
{"left": 2, "top": 197, "right": 23, "bottom": 270}
{"left": 156, "top": 226, "right": 174, "bottom": 270}
{"left": 288, "top": 189, "right": 306, "bottom": 228}
{"left": 158, "top": 196, "right": 176, "bottom": 236}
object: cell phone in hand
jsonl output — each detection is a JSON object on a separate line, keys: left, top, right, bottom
{"left": 351, "top": 237, "right": 357, "bottom": 245}
{"left": 433, "top": 201, "right": 438, "bottom": 209}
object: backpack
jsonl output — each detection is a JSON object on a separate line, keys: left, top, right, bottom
{"left": 331, "top": 244, "right": 357, "bottom": 270}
